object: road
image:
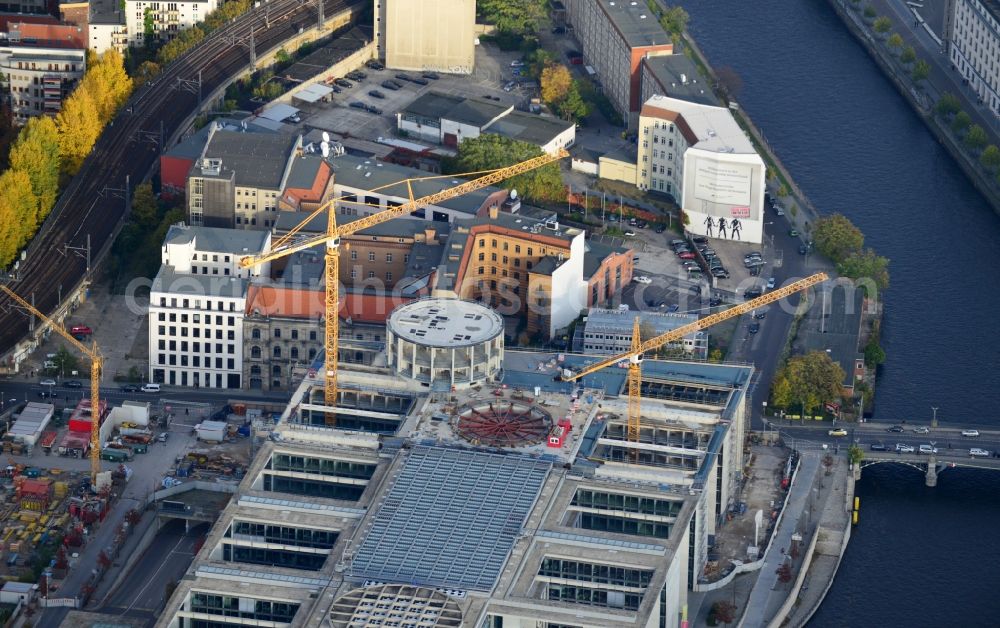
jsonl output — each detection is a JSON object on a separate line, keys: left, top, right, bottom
{"left": 99, "top": 520, "right": 209, "bottom": 622}
{"left": 0, "top": 0, "right": 364, "bottom": 363}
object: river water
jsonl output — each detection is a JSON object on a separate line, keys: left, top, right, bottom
{"left": 675, "top": 0, "right": 1000, "bottom": 624}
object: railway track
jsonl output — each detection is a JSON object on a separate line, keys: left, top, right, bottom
{"left": 0, "top": 0, "right": 363, "bottom": 360}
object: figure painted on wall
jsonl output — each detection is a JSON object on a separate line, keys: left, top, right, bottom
{"left": 704, "top": 216, "right": 715, "bottom": 237}
{"left": 717, "top": 217, "right": 728, "bottom": 239}
{"left": 731, "top": 218, "right": 743, "bottom": 240}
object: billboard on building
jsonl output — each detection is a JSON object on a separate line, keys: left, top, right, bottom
{"left": 682, "top": 149, "right": 765, "bottom": 244}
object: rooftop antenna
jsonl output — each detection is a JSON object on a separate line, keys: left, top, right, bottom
{"left": 320, "top": 141, "right": 330, "bottom": 158}
{"left": 322, "top": 131, "right": 331, "bottom": 143}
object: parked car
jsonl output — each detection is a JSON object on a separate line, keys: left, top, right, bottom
{"left": 623, "top": 230, "right": 636, "bottom": 237}
{"left": 666, "top": 304, "right": 680, "bottom": 313}
{"left": 380, "top": 80, "right": 399, "bottom": 90}
{"left": 141, "top": 383, "right": 161, "bottom": 393}
{"left": 329, "top": 84, "right": 342, "bottom": 93}
{"left": 349, "top": 101, "right": 367, "bottom": 109}
{"left": 369, "top": 90, "right": 386, "bottom": 99}
{"left": 552, "top": 26, "right": 566, "bottom": 34}
{"left": 38, "top": 390, "right": 54, "bottom": 398}
{"left": 678, "top": 251, "right": 696, "bottom": 260}
{"left": 40, "top": 378, "right": 56, "bottom": 386}
{"left": 970, "top": 448, "right": 991, "bottom": 457}
{"left": 918, "top": 444, "right": 938, "bottom": 454}
{"left": 886, "top": 425, "right": 905, "bottom": 433}
{"left": 366, "top": 59, "right": 385, "bottom": 70}
{"left": 752, "top": 311, "right": 767, "bottom": 320}
{"left": 158, "top": 432, "right": 169, "bottom": 442}
{"left": 749, "top": 266, "right": 763, "bottom": 277}
{"left": 346, "top": 70, "right": 367, "bottom": 80}
{"left": 120, "top": 384, "right": 140, "bottom": 392}
{"left": 709, "top": 297, "right": 723, "bottom": 307}
{"left": 712, "top": 269, "right": 730, "bottom": 279}
{"left": 411, "top": 77, "right": 429, "bottom": 85}
{"left": 633, "top": 275, "right": 652, "bottom": 284}
{"left": 64, "top": 380, "right": 83, "bottom": 388}
{"left": 744, "top": 288, "right": 762, "bottom": 300}
{"left": 870, "top": 442, "right": 888, "bottom": 451}
{"left": 799, "top": 245, "right": 810, "bottom": 255}
{"left": 912, "top": 426, "right": 930, "bottom": 434}
{"left": 789, "top": 228, "right": 799, "bottom": 237}
{"left": 503, "top": 81, "right": 517, "bottom": 92}
{"left": 422, "top": 72, "right": 440, "bottom": 80}
{"left": 365, "top": 105, "right": 383, "bottom": 115}
{"left": 654, "top": 224, "right": 666, "bottom": 233}
{"left": 828, "top": 428, "right": 848, "bottom": 437}
{"left": 896, "top": 443, "right": 915, "bottom": 453}
{"left": 748, "top": 322, "right": 761, "bottom": 334}
{"left": 510, "top": 60, "right": 525, "bottom": 67}
{"left": 962, "top": 429, "right": 980, "bottom": 437}
{"left": 334, "top": 78, "right": 352, "bottom": 88}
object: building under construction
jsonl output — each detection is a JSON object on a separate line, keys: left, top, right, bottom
{"left": 158, "top": 297, "right": 754, "bottom": 628}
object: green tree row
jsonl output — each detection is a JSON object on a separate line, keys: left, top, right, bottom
{"left": 142, "top": 0, "right": 252, "bottom": 80}
{"left": 112, "top": 182, "right": 186, "bottom": 280}
{"left": 540, "top": 63, "right": 589, "bottom": 122}
{"left": 442, "top": 134, "right": 565, "bottom": 203}
{"left": 812, "top": 214, "right": 890, "bottom": 291}
{"left": 0, "top": 50, "right": 132, "bottom": 269}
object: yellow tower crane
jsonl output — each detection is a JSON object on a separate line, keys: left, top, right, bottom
{"left": 561, "top": 272, "right": 829, "bottom": 445}
{"left": 1, "top": 285, "right": 103, "bottom": 487}
{"left": 240, "top": 149, "right": 569, "bottom": 421}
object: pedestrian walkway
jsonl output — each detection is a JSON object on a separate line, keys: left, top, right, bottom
{"left": 740, "top": 452, "right": 821, "bottom": 626}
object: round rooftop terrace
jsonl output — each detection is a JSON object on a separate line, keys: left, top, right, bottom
{"left": 387, "top": 298, "right": 503, "bottom": 348}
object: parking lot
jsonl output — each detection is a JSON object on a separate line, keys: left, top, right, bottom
{"left": 296, "top": 44, "right": 535, "bottom": 139}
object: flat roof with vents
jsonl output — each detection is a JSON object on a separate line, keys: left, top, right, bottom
{"left": 348, "top": 446, "right": 551, "bottom": 591}
{"left": 386, "top": 298, "right": 503, "bottom": 348}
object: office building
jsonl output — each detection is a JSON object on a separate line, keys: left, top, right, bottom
{"left": 148, "top": 225, "right": 271, "bottom": 388}
{"left": 582, "top": 307, "right": 708, "bottom": 359}
{"left": 0, "top": 22, "right": 86, "bottom": 124}
{"left": 125, "top": 0, "right": 219, "bottom": 47}
{"left": 946, "top": 0, "right": 1000, "bottom": 117}
{"left": 564, "top": 0, "right": 674, "bottom": 128}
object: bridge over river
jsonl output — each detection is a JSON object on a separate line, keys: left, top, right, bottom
{"left": 765, "top": 419, "right": 1000, "bottom": 486}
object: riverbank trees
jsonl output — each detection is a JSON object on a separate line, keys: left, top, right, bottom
{"left": 812, "top": 214, "right": 890, "bottom": 291}
{"left": 770, "top": 351, "right": 846, "bottom": 416}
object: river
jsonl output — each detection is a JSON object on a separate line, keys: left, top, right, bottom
{"left": 675, "top": 0, "right": 1000, "bottom": 624}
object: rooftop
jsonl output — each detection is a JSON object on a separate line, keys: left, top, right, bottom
{"left": 583, "top": 238, "right": 630, "bottom": 280}
{"left": 245, "top": 284, "right": 324, "bottom": 319}
{"left": 284, "top": 154, "right": 326, "bottom": 190}
{"left": 200, "top": 130, "right": 299, "bottom": 189}
{"left": 402, "top": 91, "right": 465, "bottom": 120}
{"left": 152, "top": 266, "right": 249, "bottom": 298}
{"left": 641, "top": 94, "right": 756, "bottom": 155}
{"left": 0, "top": 22, "right": 86, "bottom": 49}
{"left": 642, "top": 54, "right": 718, "bottom": 106}
{"left": 164, "top": 223, "right": 270, "bottom": 255}
{"left": 797, "top": 284, "right": 865, "bottom": 387}
{"left": 348, "top": 446, "right": 551, "bottom": 591}
{"left": 282, "top": 26, "right": 369, "bottom": 82}
{"left": 487, "top": 110, "right": 574, "bottom": 146}
{"left": 386, "top": 298, "right": 504, "bottom": 347}
{"left": 597, "top": 0, "right": 672, "bottom": 48}
{"left": 329, "top": 584, "right": 463, "bottom": 627}
{"left": 585, "top": 307, "right": 700, "bottom": 336}
{"left": 330, "top": 154, "right": 499, "bottom": 215}
{"left": 402, "top": 90, "right": 512, "bottom": 128}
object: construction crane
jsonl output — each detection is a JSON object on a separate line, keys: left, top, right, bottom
{"left": 561, "top": 272, "right": 829, "bottom": 445}
{"left": 0, "top": 285, "right": 103, "bottom": 487}
{"left": 240, "top": 148, "right": 569, "bottom": 421}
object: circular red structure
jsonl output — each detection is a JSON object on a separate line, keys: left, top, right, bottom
{"left": 455, "top": 401, "right": 551, "bottom": 447}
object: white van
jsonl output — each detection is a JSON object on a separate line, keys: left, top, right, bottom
{"left": 141, "top": 383, "right": 161, "bottom": 393}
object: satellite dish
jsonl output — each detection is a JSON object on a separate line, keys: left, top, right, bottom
{"left": 322, "top": 131, "right": 330, "bottom": 142}
{"left": 320, "top": 141, "right": 330, "bottom": 157}
{"left": 510, "top": 189, "right": 518, "bottom": 200}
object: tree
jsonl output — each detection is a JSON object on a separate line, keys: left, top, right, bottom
{"left": 445, "top": 134, "right": 564, "bottom": 202}
{"left": 863, "top": 5, "right": 877, "bottom": 19}
{"left": 556, "top": 81, "right": 589, "bottom": 122}
{"left": 541, "top": 64, "right": 572, "bottom": 105}
{"left": 984, "top": 145, "right": 1000, "bottom": 171}
{"left": 873, "top": 16, "right": 891, "bottom": 34}
{"left": 771, "top": 351, "right": 846, "bottom": 415}
{"left": 935, "top": 92, "right": 961, "bottom": 118}
{"left": 81, "top": 48, "right": 133, "bottom": 123}
{"left": 477, "top": 0, "right": 544, "bottom": 35}
{"left": 131, "top": 182, "right": 159, "bottom": 229}
{"left": 900, "top": 45, "right": 916, "bottom": 64}
{"left": 660, "top": 6, "right": 689, "bottom": 40}
{"left": 812, "top": 214, "right": 864, "bottom": 263}
{"left": 864, "top": 338, "right": 885, "bottom": 367}
{"left": 887, "top": 32, "right": 903, "bottom": 51}
{"left": 275, "top": 47, "right": 292, "bottom": 64}
{"left": 952, "top": 110, "right": 972, "bottom": 133}
{"left": 709, "top": 600, "right": 737, "bottom": 625}
{"left": 52, "top": 346, "right": 79, "bottom": 376}
{"left": 964, "top": 124, "right": 988, "bottom": 151}
{"left": 848, "top": 444, "right": 864, "bottom": 465}
{"left": 134, "top": 60, "right": 161, "bottom": 86}
{"left": 9, "top": 116, "right": 60, "bottom": 221}
{"left": 0, "top": 171, "right": 38, "bottom": 267}
{"left": 55, "top": 90, "right": 102, "bottom": 175}
{"left": 526, "top": 48, "right": 555, "bottom": 80}
{"left": 837, "top": 248, "right": 890, "bottom": 292}
{"left": 912, "top": 59, "right": 930, "bottom": 82}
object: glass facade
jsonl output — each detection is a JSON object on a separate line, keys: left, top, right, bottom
{"left": 538, "top": 557, "right": 653, "bottom": 587}
{"left": 577, "top": 512, "right": 671, "bottom": 539}
{"left": 572, "top": 489, "right": 684, "bottom": 517}
{"left": 226, "top": 521, "right": 338, "bottom": 549}
{"left": 188, "top": 593, "right": 298, "bottom": 623}
{"left": 221, "top": 544, "right": 327, "bottom": 571}
{"left": 269, "top": 454, "right": 376, "bottom": 479}
{"left": 262, "top": 474, "right": 366, "bottom": 501}
{"left": 546, "top": 584, "right": 643, "bottom": 611}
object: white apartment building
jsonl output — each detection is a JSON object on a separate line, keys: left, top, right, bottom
{"left": 582, "top": 307, "right": 708, "bottom": 359}
{"left": 125, "top": 0, "right": 219, "bottom": 47}
{"left": 0, "top": 24, "right": 86, "bottom": 124}
{"left": 638, "top": 94, "right": 765, "bottom": 244}
{"left": 947, "top": 0, "right": 1000, "bottom": 117}
{"left": 148, "top": 224, "right": 271, "bottom": 389}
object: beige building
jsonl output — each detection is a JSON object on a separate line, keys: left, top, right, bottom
{"left": 375, "top": 0, "right": 475, "bottom": 74}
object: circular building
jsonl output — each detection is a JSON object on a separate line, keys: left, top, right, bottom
{"left": 386, "top": 299, "right": 503, "bottom": 390}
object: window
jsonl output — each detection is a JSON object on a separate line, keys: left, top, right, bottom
{"left": 368, "top": 271, "right": 375, "bottom": 278}
{"left": 274, "top": 329, "right": 281, "bottom": 338}
{"left": 274, "top": 346, "right": 282, "bottom": 358}
{"left": 368, "top": 251, "right": 375, "bottom": 261}
{"left": 252, "top": 329, "right": 261, "bottom": 340}
{"left": 479, "top": 252, "right": 485, "bottom": 261}
{"left": 351, "top": 250, "right": 357, "bottom": 260}
{"left": 386, "top": 253, "right": 393, "bottom": 262}
{"left": 291, "top": 330, "right": 298, "bottom": 340}
{"left": 385, "top": 271, "right": 392, "bottom": 281}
